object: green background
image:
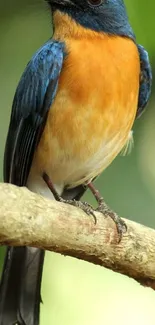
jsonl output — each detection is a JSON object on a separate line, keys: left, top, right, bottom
{"left": 0, "top": 1, "right": 155, "bottom": 324}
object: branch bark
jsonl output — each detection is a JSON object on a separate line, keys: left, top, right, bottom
{"left": 0, "top": 183, "right": 155, "bottom": 290}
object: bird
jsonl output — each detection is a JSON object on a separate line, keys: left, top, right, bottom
{"left": 0, "top": 0, "right": 152, "bottom": 324}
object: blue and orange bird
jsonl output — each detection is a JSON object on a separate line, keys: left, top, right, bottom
{"left": 0, "top": 0, "right": 152, "bottom": 324}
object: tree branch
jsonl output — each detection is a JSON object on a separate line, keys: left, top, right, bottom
{"left": 0, "top": 183, "right": 155, "bottom": 290}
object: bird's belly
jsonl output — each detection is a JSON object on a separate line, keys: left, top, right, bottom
{"left": 31, "top": 93, "right": 138, "bottom": 189}
{"left": 28, "top": 36, "right": 140, "bottom": 189}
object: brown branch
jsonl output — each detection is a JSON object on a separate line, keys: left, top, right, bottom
{"left": 0, "top": 183, "right": 155, "bottom": 290}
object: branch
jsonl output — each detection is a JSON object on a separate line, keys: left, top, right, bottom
{"left": 0, "top": 183, "right": 155, "bottom": 290}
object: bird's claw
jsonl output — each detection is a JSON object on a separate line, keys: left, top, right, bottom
{"left": 96, "top": 201, "right": 127, "bottom": 242}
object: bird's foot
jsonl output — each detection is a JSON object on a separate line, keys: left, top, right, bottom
{"left": 95, "top": 197, "right": 127, "bottom": 242}
{"left": 59, "top": 198, "right": 97, "bottom": 223}
{"left": 42, "top": 172, "right": 96, "bottom": 223}
{"left": 87, "top": 182, "right": 127, "bottom": 242}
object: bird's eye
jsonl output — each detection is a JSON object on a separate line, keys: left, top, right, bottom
{"left": 87, "top": 0, "right": 103, "bottom": 6}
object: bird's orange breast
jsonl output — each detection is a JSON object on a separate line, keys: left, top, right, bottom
{"left": 29, "top": 31, "right": 140, "bottom": 188}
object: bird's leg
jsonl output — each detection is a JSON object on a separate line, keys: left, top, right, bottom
{"left": 42, "top": 173, "right": 97, "bottom": 223}
{"left": 42, "top": 172, "right": 61, "bottom": 201}
{"left": 87, "top": 182, "right": 127, "bottom": 241}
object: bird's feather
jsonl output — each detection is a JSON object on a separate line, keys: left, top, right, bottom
{"left": 4, "top": 40, "right": 65, "bottom": 186}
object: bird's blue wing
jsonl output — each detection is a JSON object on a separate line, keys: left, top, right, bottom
{"left": 136, "top": 44, "right": 152, "bottom": 118}
{"left": 4, "top": 40, "right": 65, "bottom": 186}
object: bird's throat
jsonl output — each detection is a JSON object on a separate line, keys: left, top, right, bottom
{"left": 52, "top": 10, "right": 106, "bottom": 41}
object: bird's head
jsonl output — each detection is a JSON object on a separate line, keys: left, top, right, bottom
{"left": 46, "top": 0, "right": 135, "bottom": 39}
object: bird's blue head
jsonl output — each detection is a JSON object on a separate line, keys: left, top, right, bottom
{"left": 47, "top": 0, "right": 135, "bottom": 40}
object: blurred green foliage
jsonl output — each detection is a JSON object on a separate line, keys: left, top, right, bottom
{"left": 0, "top": 1, "right": 155, "bottom": 324}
